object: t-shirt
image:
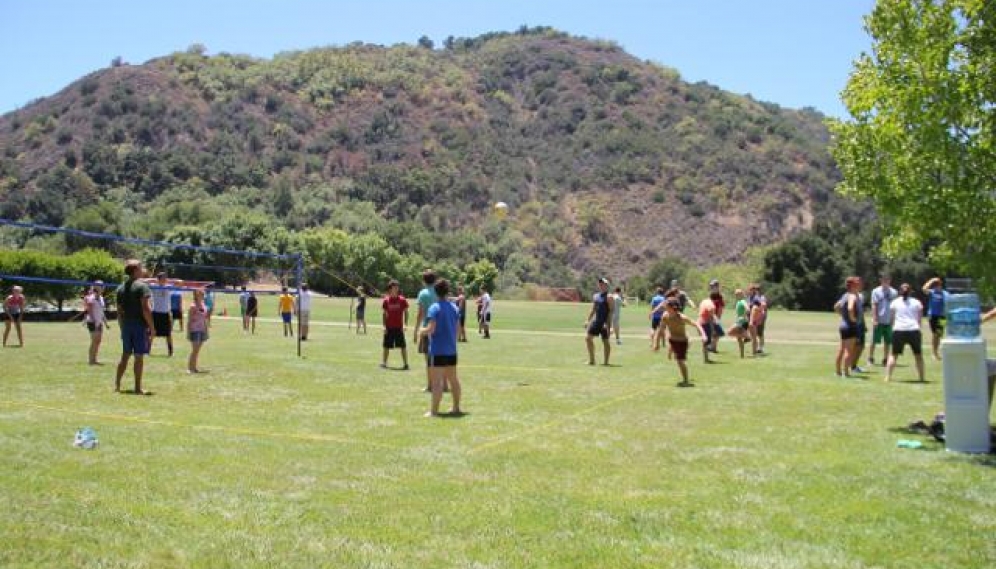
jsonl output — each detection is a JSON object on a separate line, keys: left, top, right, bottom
{"left": 610, "top": 293, "right": 623, "bottom": 323}
{"left": 297, "top": 290, "right": 312, "bottom": 312}
{"left": 480, "top": 292, "right": 492, "bottom": 317}
{"left": 697, "top": 298, "right": 716, "bottom": 325}
{"left": 417, "top": 287, "right": 438, "bottom": 326}
{"left": 278, "top": 294, "right": 295, "bottom": 313}
{"left": 926, "top": 288, "right": 949, "bottom": 318}
{"left": 382, "top": 295, "right": 409, "bottom": 329}
{"left": 115, "top": 279, "right": 152, "bottom": 324}
{"left": 735, "top": 299, "right": 748, "bottom": 324}
{"left": 188, "top": 302, "right": 208, "bottom": 333}
{"left": 151, "top": 286, "right": 171, "bottom": 313}
{"left": 891, "top": 296, "right": 923, "bottom": 332}
{"left": 871, "top": 286, "right": 898, "bottom": 323}
{"left": 239, "top": 291, "right": 250, "bottom": 310}
{"left": 427, "top": 300, "right": 459, "bottom": 357}
{"left": 84, "top": 293, "right": 105, "bottom": 325}
{"left": 170, "top": 290, "right": 183, "bottom": 312}
{"left": 650, "top": 294, "right": 665, "bottom": 323}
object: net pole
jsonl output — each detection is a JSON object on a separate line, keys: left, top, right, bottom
{"left": 296, "top": 254, "right": 303, "bottom": 358}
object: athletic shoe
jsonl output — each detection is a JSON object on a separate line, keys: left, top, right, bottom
{"left": 852, "top": 366, "right": 866, "bottom": 374}
{"left": 616, "top": 340, "right": 622, "bottom": 345}
{"left": 379, "top": 363, "right": 387, "bottom": 369}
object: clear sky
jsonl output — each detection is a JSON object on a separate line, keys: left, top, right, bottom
{"left": 1, "top": 0, "right": 875, "bottom": 117}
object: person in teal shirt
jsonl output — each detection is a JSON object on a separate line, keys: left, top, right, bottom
{"left": 413, "top": 269, "right": 439, "bottom": 391}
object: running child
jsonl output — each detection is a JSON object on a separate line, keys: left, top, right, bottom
{"left": 659, "top": 299, "right": 707, "bottom": 387}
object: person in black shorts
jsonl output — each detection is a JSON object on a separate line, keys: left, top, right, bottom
{"left": 584, "top": 277, "right": 615, "bottom": 366}
{"left": 355, "top": 286, "right": 367, "bottom": 335}
{"left": 381, "top": 280, "right": 410, "bottom": 370}
{"left": 245, "top": 291, "right": 259, "bottom": 335}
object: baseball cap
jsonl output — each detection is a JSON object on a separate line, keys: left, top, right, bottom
{"left": 709, "top": 279, "right": 719, "bottom": 286}
{"left": 598, "top": 277, "right": 610, "bottom": 285}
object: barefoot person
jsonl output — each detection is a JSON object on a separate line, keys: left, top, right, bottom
{"left": 885, "top": 283, "right": 925, "bottom": 383}
{"left": 84, "top": 281, "right": 109, "bottom": 364}
{"left": 921, "top": 277, "right": 949, "bottom": 360}
{"left": 187, "top": 288, "right": 209, "bottom": 374}
{"left": 835, "top": 276, "right": 862, "bottom": 378}
{"left": 381, "top": 280, "right": 410, "bottom": 370}
{"left": 114, "top": 259, "right": 155, "bottom": 395}
{"left": 3, "top": 285, "right": 26, "bottom": 347}
{"left": 584, "top": 277, "right": 614, "bottom": 365}
{"left": 420, "top": 279, "right": 463, "bottom": 417}
{"left": 150, "top": 273, "right": 174, "bottom": 357}
{"left": 659, "top": 299, "right": 707, "bottom": 387}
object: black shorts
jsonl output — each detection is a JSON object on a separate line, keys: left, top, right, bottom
{"left": 668, "top": 338, "right": 690, "bottom": 361}
{"left": 651, "top": 319, "right": 661, "bottom": 330}
{"left": 587, "top": 320, "right": 608, "bottom": 339}
{"left": 153, "top": 312, "right": 172, "bottom": 337}
{"left": 459, "top": 310, "right": 466, "bottom": 325}
{"left": 383, "top": 328, "right": 406, "bottom": 349}
{"left": 839, "top": 323, "right": 859, "bottom": 340}
{"left": 892, "top": 330, "right": 922, "bottom": 356}
{"left": 171, "top": 309, "right": 183, "bottom": 321}
{"left": 86, "top": 322, "right": 104, "bottom": 333}
{"left": 355, "top": 308, "right": 365, "bottom": 320}
{"left": 428, "top": 354, "right": 457, "bottom": 367}
{"left": 929, "top": 316, "right": 946, "bottom": 334}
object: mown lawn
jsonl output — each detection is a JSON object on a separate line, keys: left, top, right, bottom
{"left": 2, "top": 297, "right": 995, "bottom": 568}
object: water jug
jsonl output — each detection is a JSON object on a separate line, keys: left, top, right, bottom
{"left": 945, "top": 293, "right": 980, "bottom": 338}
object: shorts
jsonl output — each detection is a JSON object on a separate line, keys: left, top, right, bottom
{"left": 299, "top": 310, "right": 310, "bottom": 327}
{"left": 668, "top": 338, "right": 690, "bottom": 361}
{"left": 121, "top": 320, "right": 149, "bottom": 356}
{"left": 651, "top": 318, "right": 661, "bottom": 330}
{"left": 383, "top": 328, "right": 406, "bottom": 349}
{"left": 171, "top": 309, "right": 183, "bottom": 321}
{"left": 872, "top": 324, "right": 893, "bottom": 345}
{"left": 355, "top": 308, "right": 365, "bottom": 320}
{"left": 482, "top": 312, "right": 492, "bottom": 324}
{"left": 153, "top": 312, "right": 172, "bottom": 337}
{"left": 736, "top": 317, "right": 749, "bottom": 329}
{"left": 839, "top": 322, "right": 859, "bottom": 340}
{"left": 891, "top": 330, "right": 922, "bottom": 356}
{"left": 5, "top": 311, "right": 21, "bottom": 321}
{"left": 700, "top": 321, "right": 714, "bottom": 343}
{"left": 587, "top": 320, "right": 609, "bottom": 340}
{"left": 753, "top": 322, "right": 766, "bottom": 337}
{"left": 281, "top": 312, "right": 293, "bottom": 324}
{"left": 929, "top": 316, "right": 946, "bottom": 335}
{"left": 188, "top": 330, "right": 209, "bottom": 343}
{"left": 459, "top": 310, "right": 466, "bottom": 325}
{"left": 856, "top": 322, "right": 866, "bottom": 344}
{"left": 86, "top": 322, "right": 104, "bottom": 334}
{"left": 428, "top": 354, "right": 458, "bottom": 367}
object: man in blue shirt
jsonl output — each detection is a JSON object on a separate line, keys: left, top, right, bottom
{"left": 413, "top": 269, "right": 439, "bottom": 391}
{"left": 649, "top": 286, "right": 666, "bottom": 350}
{"left": 419, "top": 279, "right": 462, "bottom": 417}
{"left": 922, "top": 277, "right": 950, "bottom": 360}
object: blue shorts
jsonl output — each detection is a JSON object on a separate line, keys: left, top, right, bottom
{"left": 281, "top": 312, "right": 293, "bottom": 324}
{"left": 121, "top": 321, "right": 149, "bottom": 355}
{"left": 188, "top": 330, "right": 209, "bottom": 343}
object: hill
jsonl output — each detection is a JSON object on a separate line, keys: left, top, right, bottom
{"left": 0, "top": 27, "right": 844, "bottom": 286}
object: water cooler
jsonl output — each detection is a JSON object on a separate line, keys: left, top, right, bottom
{"left": 941, "top": 293, "right": 991, "bottom": 453}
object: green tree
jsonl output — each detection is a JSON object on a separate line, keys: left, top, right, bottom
{"left": 828, "top": 0, "right": 996, "bottom": 292}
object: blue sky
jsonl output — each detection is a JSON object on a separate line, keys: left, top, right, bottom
{"left": 1, "top": 0, "right": 875, "bottom": 117}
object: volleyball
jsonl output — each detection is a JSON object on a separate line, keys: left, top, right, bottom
{"left": 494, "top": 201, "right": 509, "bottom": 219}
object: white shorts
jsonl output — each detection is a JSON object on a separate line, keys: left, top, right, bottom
{"left": 299, "top": 311, "right": 311, "bottom": 327}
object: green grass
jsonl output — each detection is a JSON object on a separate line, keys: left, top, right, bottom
{"left": 3, "top": 297, "right": 996, "bottom": 568}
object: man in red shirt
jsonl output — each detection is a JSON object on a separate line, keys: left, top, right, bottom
{"left": 381, "top": 280, "right": 410, "bottom": 370}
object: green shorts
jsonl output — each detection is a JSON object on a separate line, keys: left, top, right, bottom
{"left": 872, "top": 324, "right": 893, "bottom": 345}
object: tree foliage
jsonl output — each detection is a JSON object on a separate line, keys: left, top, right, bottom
{"left": 828, "top": 0, "right": 996, "bottom": 293}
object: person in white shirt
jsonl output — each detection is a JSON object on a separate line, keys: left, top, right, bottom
{"left": 84, "top": 281, "right": 109, "bottom": 365}
{"left": 150, "top": 273, "right": 173, "bottom": 356}
{"left": 297, "top": 283, "right": 313, "bottom": 341}
{"left": 868, "top": 274, "right": 898, "bottom": 366}
{"left": 885, "top": 283, "right": 925, "bottom": 383}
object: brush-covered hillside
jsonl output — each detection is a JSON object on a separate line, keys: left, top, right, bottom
{"left": 0, "top": 27, "right": 844, "bottom": 286}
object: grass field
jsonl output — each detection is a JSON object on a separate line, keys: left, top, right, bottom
{"left": 2, "top": 296, "right": 995, "bottom": 568}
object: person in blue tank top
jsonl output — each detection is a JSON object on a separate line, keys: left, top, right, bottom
{"left": 921, "top": 277, "right": 950, "bottom": 360}
{"left": 420, "top": 279, "right": 463, "bottom": 417}
{"left": 834, "top": 276, "right": 863, "bottom": 378}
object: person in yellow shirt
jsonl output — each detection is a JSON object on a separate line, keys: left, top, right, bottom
{"left": 278, "top": 287, "right": 295, "bottom": 338}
